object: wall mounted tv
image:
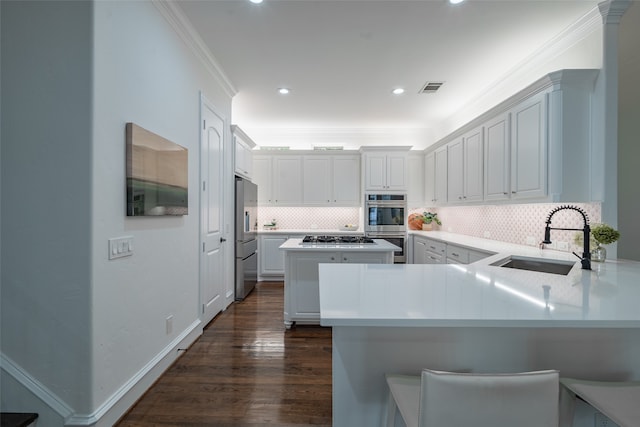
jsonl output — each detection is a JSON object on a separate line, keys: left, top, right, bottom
{"left": 126, "top": 123, "right": 188, "bottom": 216}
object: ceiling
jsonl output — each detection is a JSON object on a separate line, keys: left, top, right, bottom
{"left": 177, "top": 0, "right": 629, "bottom": 150}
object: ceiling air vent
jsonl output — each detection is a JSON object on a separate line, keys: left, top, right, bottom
{"left": 420, "top": 81, "right": 444, "bottom": 94}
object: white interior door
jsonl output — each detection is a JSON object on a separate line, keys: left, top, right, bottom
{"left": 200, "top": 98, "right": 225, "bottom": 326}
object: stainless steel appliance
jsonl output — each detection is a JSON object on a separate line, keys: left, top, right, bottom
{"left": 364, "top": 194, "right": 407, "bottom": 263}
{"left": 301, "top": 235, "right": 375, "bottom": 244}
{"left": 235, "top": 176, "right": 258, "bottom": 300}
{"left": 365, "top": 194, "right": 407, "bottom": 233}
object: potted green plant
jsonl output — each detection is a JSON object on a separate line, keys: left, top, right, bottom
{"left": 420, "top": 212, "right": 442, "bottom": 231}
{"left": 590, "top": 223, "right": 620, "bottom": 262}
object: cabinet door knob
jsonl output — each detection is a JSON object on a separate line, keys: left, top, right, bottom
{"left": 511, "top": 191, "right": 516, "bottom": 194}
{"left": 503, "top": 192, "right": 508, "bottom": 195}
{"left": 220, "top": 237, "right": 227, "bottom": 243}
{"left": 331, "top": 257, "right": 335, "bottom": 261}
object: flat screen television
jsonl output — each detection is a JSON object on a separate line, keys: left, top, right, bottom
{"left": 126, "top": 123, "right": 188, "bottom": 216}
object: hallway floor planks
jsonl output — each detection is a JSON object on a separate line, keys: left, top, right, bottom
{"left": 116, "top": 282, "right": 332, "bottom": 426}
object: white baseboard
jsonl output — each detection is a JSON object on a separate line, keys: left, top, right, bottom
{"left": 1, "top": 320, "right": 202, "bottom": 427}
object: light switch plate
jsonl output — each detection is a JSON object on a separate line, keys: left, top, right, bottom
{"left": 108, "top": 236, "right": 134, "bottom": 260}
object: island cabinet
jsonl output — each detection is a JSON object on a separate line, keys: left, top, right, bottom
{"left": 284, "top": 250, "right": 391, "bottom": 328}
{"left": 361, "top": 147, "right": 411, "bottom": 192}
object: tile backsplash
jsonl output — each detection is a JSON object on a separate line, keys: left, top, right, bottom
{"left": 258, "top": 202, "right": 601, "bottom": 251}
{"left": 258, "top": 206, "right": 361, "bottom": 230}
{"left": 410, "top": 202, "right": 601, "bottom": 250}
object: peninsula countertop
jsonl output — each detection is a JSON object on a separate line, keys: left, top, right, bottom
{"left": 280, "top": 238, "right": 400, "bottom": 252}
{"left": 319, "top": 259, "right": 640, "bottom": 328}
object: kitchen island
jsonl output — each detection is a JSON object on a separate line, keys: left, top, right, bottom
{"left": 280, "top": 237, "right": 399, "bottom": 328}
{"left": 319, "top": 259, "right": 640, "bottom": 427}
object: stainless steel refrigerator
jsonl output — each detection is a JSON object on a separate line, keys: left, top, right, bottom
{"left": 235, "top": 176, "right": 258, "bottom": 300}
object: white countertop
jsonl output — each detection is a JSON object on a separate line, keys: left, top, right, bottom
{"left": 319, "top": 259, "right": 640, "bottom": 328}
{"left": 280, "top": 238, "right": 400, "bottom": 252}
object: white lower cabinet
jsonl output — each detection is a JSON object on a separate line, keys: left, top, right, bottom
{"left": 412, "top": 236, "right": 494, "bottom": 265}
{"left": 284, "top": 250, "right": 391, "bottom": 328}
{"left": 413, "top": 236, "right": 446, "bottom": 264}
{"left": 259, "top": 236, "right": 288, "bottom": 277}
{"left": 259, "top": 235, "right": 304, "bottom": 279}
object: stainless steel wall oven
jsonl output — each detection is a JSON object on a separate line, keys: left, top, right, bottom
{"left": 365, "top": 194, "right": 407, "bottom": 263}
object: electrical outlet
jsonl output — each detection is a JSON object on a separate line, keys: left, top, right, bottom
{"left": 557, "top": 241, "right": 569, "bottom": 251}
{"left": 483, "top": 231, "right": 491, "bottom": 238}
{"left": 525, "top": 236, "right": 536, "bottom": 246}
{"left": 166, "top": 315, "right": 173, "bottom": 335}
{"left": 595, "top": 412, "right": 619, "bottom": 427}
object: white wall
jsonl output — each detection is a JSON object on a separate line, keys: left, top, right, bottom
{"left": 433, "top": 6, "right": 603, "bottom": 144}
{"left": 2, "top": 0, "right": 234, "bottom": 424}
{"left": 1, "top": 0, "right": 94, "bottom": 414}
{"left": 91, "top": 0, "right": 233, "bottom": 419}
{"left": 617, "top": 2, "right": 640, "bottom": 261}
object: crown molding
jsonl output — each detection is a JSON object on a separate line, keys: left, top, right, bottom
{"left": 599, "top": 0, "right": 632, "bottom": 24}
{"left": 152, "top": 0, "right": 237, "bottom": 99}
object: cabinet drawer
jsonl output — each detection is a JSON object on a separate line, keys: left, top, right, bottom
{"left": 425, "top": 251, "right": 445, "bottom": 264}
{"left": 446, "top": 245, "right": 469, "bottom": 264}
{"left": 424, "top": 239, "right": 446, "bottom": 254}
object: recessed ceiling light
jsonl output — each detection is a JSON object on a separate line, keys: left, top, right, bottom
{"left": 278, "top": 88, "right": 290, "bottom": 95}
{"left": 249, "top": 0, "right": 263, "bottom": 4}
{"left": 392, "top": 88, "right": 405, "bottom": 95}
{"left": 449, "top": 0, "right": 465, "bottom": 4}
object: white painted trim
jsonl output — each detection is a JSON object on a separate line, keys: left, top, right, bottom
{"left": 2, "top": 320, "right": 202, "bottom": 427}
{"left": 0, "top": 353, "right": 75, "bottom": 419}
{"left": 152, "top": 0, "right": 237, "bottom": 99}
{"left": 65, "top": 319, "right": 202, "bottom": 426}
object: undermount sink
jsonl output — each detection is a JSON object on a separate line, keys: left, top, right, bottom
{"left": 490, "top": 256, "right": 576, "bottom": 276}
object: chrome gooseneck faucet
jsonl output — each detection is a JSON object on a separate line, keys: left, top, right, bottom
{"left": 542, "top": 205, "right": 591, "bottom": 270}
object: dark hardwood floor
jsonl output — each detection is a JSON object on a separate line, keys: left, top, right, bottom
{"left": 116, "top": 282, "right": 332, "bottom": 427}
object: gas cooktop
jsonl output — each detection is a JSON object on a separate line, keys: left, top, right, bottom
{"left": 301, "top": 235, "right": 375, "bottom": 244}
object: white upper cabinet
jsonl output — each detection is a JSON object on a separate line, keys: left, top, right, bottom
{"left": 447, "top": 138, "right": 464, "bottom": 203}
{"left": 447, "top": 127, "right": 483, "bottom": 203}
{"left": 252, "top": 155, "right": 273, "bottom": 205}
{"left": 424, "top": 152, "right": 435, "bottom": 205}
{"left": 425, "top": 149, "right": 449, "bottom": 206}
{"left": 303, "top": 154, "right": 360, "bottom": 206}
{"left": 425, "top": 69, "right": 598, "bottom": 205}
{"left": 484, "top": 113, "right": 511, "bottom": 201}
{"left": 463, "top": 127, "right": 484, "bottom": 202}
{"left": 303, "top": 156, "right": 332, "bottom": 204}
{"left": 362, "top": 147, "right": 411, "bottom": 192}
{"left": 273, "top": 156, "right": 303, "bottom": 204}
{"left": 252, "top": 154, "right": 303, "bottom": 205}
{"left": 231, "top": 125, "right": 256, "bottom": 180}
{"left": 407, "top": 153, "right": 424, "bottom": 205}
{"left": 331, "top": 155, "right": 361, "bottom": 205}
{"left": 254, "top": 151, "right": 360, "bottom": 206}
{"left": 510, "top": 91, "right": 547, "bottom": 200}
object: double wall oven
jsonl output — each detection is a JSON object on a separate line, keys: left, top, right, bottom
{"left": 364, "top": 193, "right": 407, "bottom": 263}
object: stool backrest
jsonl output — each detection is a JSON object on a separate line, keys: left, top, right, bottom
{"left": 419, "top": 369, "right": 559, "bottom": 427}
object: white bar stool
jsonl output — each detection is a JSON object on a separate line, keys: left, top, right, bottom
{"left": 560, "top": 377, "right": 640, "bottom": 427}
{"left": 385, "top": 369, "right": 560, "bottom": 427}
